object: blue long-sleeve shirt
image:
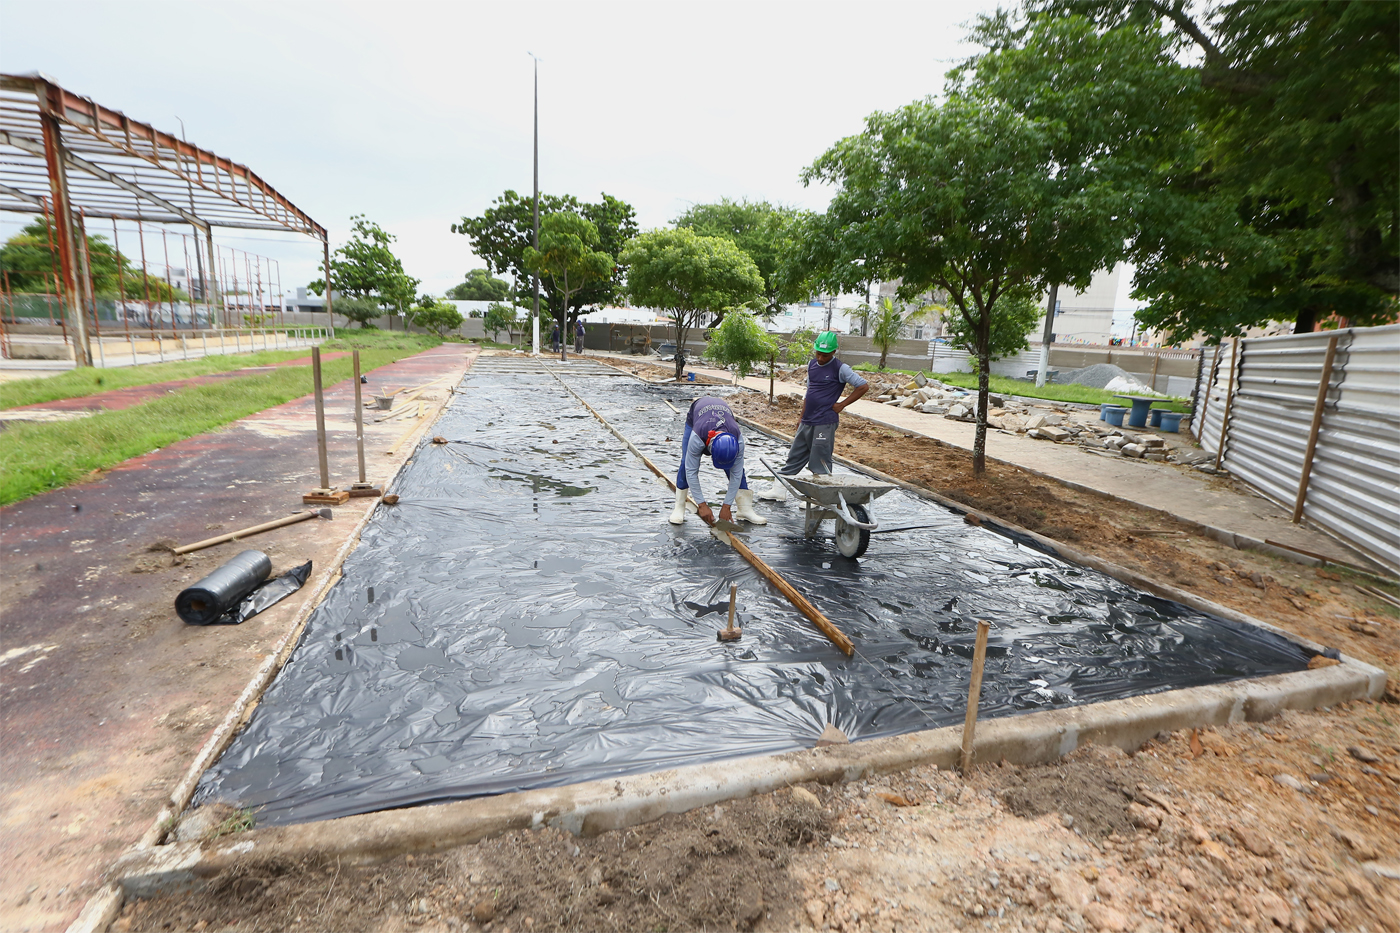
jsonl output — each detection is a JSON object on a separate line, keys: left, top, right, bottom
{"left": 684, "top": 431, "right": 745, "bottom": 507}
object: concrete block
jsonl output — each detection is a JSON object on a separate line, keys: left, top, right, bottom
{"left": 1024, "top": 414, "right": 1047, "bottom": 430}
{"left": 1121, "top": 443, "right": 1146, "bottom": 458}
{"left": 1038, "top": 426, "right": 1071, "bottom": 442}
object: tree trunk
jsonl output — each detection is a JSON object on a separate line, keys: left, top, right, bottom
{"left": 674, "top": 318, "right": 687, "bottom": 381}
{"left": 879, "top": 344, "right": 889, "bottom": 370}
{"left": 973, "top": 317, "right": 991, "bottom": 477}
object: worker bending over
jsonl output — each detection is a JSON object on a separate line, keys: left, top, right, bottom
{"left": 774, "top": 331, "right": 868, "bottom": 479}
{"left": 670, "top": 396, "right": 767, "bottom": 526}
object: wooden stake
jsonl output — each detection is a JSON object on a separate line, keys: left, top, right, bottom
{"left": 1292, "top": 334, "right": 1339, "bottom": 523}
{"left": 173, "top": 508, "right": 329, "bottom": 555}
{"left": 719, "top": 583, "right": 742, "bottom": 641}
{"left": 959, "top": 620, "right": 992, "bottom": 774}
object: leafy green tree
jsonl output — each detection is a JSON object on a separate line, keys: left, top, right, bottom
{"left": 868, "top": 298, "right": 915, "bottom": 371}
{"left": 674, "top": 199, "right": 804, "bottom": 317}
{"left": 334, "top": 296, "right": 383, "bottom": 329}
{"left": 408, "top": 296, "right": 464, "bottom": 337}
{"left": 308, "top": 215, "right": 420, "bottom": 315}
{"left": 780, "top": 327, "right": 818, "bottom": 367}
{"left": 1024, "top": 0, "right": 1398, "bottom": 339}
{"left": 703, "top": 308, "right": 777, "bottom": 379}
{"left": 522, "top": 214, "right": 615, "bottom": 361}
{"left": 800, "top": 16, "right": 1178, "bottom": 473}
{"left": 940, "top": 287, "right": 1041, "bottom": 369}
{"left": 446, "top": 268, "right": 510, "bottom": 301}
{"left": 482, "top": 301, "right": 524, "bottom": 343}
{"left": 453, "top": 191, "right": 637, "bottom": 330}
{"left": 0, "top": 217, "right": 184, "bottom": 301}
{"left": 620, "top": 228, "right": 765, "bottom": 380}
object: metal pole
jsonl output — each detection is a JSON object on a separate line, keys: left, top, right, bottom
{"left": 205, "top": 229, "right": 220, "bottom": 331}
{"left": 39, "top": 111, "right": 91, "bottom": 366}
{"left": 1292, "top": 334, "right": 1339, "bottom": 523}
{"left": 323, "top": 238, "right": 336, "bottom": 338}
{"left": 531, "top": 52, "right": 541, "bottom": 357}
{"left": 311, "top": 345, "right": 330, "bottom": 490}
{"left": 1035, "top": 283, "right": 1058, "bottom": 387}
{"left": 959, "top": 620, "right": 991, "bottom": 773}
{"left": 353, "top": 350, "right": 367, "bottom": 484}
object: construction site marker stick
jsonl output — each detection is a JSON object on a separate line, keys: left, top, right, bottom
{"left": 960, "top": 620, "right": 991, "bottom": 773}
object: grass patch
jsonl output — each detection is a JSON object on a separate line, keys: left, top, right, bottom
{"left": 851, "top": 363, "right": 1190, "bottom": 410}
{"left": 0, "top": 344, "right": 429, "bottom": 505}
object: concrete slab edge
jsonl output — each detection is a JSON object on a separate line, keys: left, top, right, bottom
{"left": 110, "top": 660, "right": 1380, "bottom": 899}
{"left": 67, "top": 348, "right": 475, "bottom": 933}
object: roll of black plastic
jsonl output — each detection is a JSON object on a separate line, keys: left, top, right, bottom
{"left": 175, "top": 550, "right": 272, "bottom": 625}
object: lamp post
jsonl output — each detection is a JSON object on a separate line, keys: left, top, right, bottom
{"left": 529, "top": 52, "right": 542, "bottom": 358}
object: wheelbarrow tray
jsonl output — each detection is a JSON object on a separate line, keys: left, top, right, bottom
{"left": 776, "top": 472, "right": 896, "bottom": 507}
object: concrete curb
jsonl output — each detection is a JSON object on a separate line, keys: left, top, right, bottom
{"left": 110, "top": 659, "right": 1382, "bottom": 897}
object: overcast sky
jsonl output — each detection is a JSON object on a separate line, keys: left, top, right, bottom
{"left": 3, "top": 0, "right": 1141, "bottom": 313}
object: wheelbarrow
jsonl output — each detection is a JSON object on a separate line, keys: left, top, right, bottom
{"left": 761, "top": 458, "right": 896, "bottom": 559}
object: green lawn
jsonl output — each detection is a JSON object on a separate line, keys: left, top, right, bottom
{"left": 0, "top": 333, "right": 440, "bottom": 505}
{"left": 0, "top": 330, "right": 439, "bottom": 410}
{"left": 852, "top": 363, "right": 1191, "bottom": 411}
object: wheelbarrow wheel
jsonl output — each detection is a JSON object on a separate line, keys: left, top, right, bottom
{"left": 834, "top": 503, "right": 870, "bottom": 559}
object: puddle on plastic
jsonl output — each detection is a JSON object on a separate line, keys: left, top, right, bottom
{"left": 194, "top": 360, "right": 1311, "bottom": 826}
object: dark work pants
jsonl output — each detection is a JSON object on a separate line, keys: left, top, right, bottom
{"left": 778, "top": 422, "right": 836, "bottom": 475}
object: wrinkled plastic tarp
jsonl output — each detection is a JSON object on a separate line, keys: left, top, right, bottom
{"left": 194, "top": 361, "right": 1309, "bottom": 826}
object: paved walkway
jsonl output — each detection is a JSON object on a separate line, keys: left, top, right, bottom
{"left": 0, "top": 343, "right": 475, "bottom": 931}
{"left": 640, "top": 355, "right": 1367, "bottom": 567}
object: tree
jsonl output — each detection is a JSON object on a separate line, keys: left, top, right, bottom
{"left": 703, "top": 307, "right": 777, "bottom": 379}
{"left": 334, "top": 296, "right": 382, "bottom": 329}
{"left": 940, "top": 287, "right": 1042, "bottom": 369}
{"left": 1026, "top": 1, "right": 1398, "bottom": 339}
{"left": 620, "top": 228, "right": 765, "bottom": 380}
{"left": 446, "top": 268, "right": 510, "bottom": 301}
{"left": 780, "top": 327, "right": 818, "bottom": 367}
{"left": 407, "top": 296, "right": 464, "bottom": 337}
{"left": 522, "top": 213, "right": 615, "bottom": 361}
{"left": 799, "top": 16, "right": 1179, "bottom": 473}
{"left": 674, "top": 199, "right": 804, "bottom": 317}
{"left": 0, "top": 217, "right": 184, "bottom": 301}
{"left": 453, "top": 191, "right": 638, "bottom": 331}
{"left": 482, "top": 301, "right": 524, "bottom": 343}
{"left": 868, "top": 298, "right": 914, "bottom": 371}
{"left": 309, "top": 215, "right": 420, "bottom": 315}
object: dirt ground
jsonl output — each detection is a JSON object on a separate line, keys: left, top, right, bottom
{"left": 117, "top": 356, "right": 1399, "bottom": 933}
{"left": 125, "top": 702, "right": 1397, "bottom": 933}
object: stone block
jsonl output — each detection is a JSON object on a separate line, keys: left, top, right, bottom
{"left": 1121, "top": 443, "right": 1146, "bottom": 458}
{"left": 1039, "top": 426, "right": 1071, "bottom": 442}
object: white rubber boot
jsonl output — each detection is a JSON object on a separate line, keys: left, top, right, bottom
{"left": 756, "top": 479, "right": 787, "bottom": 502}
{"left": 668, "top": 487, "right": 687, "bottom": 525}
{"left": 735, "top": 489, "right": 768, "bottom": 525}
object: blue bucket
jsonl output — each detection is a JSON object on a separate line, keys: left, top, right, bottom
{"left": 1104, "top": 405, "right": 1128, "bottom": 427}
{"left": 1159, "top": 411, "right": 1184, "bottom": 433}
{"left": 687, "top": 373, "right": 696, "bottom": 382}
{"left": 1149, "top": 408, "right": 1165, "bottom": 428}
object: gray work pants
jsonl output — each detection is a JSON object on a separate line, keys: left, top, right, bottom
{"left": 778, "top": 422, "right": 836, "bottom": 475}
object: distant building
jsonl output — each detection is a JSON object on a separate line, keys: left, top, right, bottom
{"left": 1029, "top": 265, "right": 1122, "bottom": 346}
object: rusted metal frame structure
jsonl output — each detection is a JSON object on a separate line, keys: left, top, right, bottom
{"left": 0, "top": 73, "right": 330, "bottom": 366}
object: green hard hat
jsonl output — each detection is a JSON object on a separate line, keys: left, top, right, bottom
{"left": 814, "top": 331, "right": 839, "bottom": 353}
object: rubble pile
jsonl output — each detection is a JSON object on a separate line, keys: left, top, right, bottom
{"left": 862, "top": 372, "right": 1195, "bottom": 464}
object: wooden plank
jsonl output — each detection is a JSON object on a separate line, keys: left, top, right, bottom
{"left": 1214, "top": 337, "right": 1241, "bottom": 472}
{"left": 1292, "top": 334, "right": 1339, "bottom": 523}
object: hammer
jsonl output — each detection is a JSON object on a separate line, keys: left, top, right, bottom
{"left": 718, "top": 584, "right": 742, "bottom": 642}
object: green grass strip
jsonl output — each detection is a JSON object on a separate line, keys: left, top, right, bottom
{"left": 852, "top": 363, "right": 1190, "bottom": 410}
{"left": 0, "top": 343, "right": 429, "bottom": 506}
{"left": 0, "top": 330, "right": 440, "bottom": 410}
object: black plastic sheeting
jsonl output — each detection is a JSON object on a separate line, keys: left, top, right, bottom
{"left": 193, "top": 360, "right": 1311, "bottom": 826}
{"left": 176, "top": 552, "right": 312, "bottom": 626}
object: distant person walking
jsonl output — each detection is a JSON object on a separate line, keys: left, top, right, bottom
{"left": 770, "top": 331, "right": 868, "bottom": 483}
{"left": 574, "top": 321, "right": 584, "bottom": 354}
{"left": 550, "top": 323, "right": 560, "bottom": 353}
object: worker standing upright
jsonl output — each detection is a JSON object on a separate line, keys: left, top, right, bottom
{"left": 670, "top": 396, "right": 767, "bottom": 526}
{"left": 772, "top": 331, "right": 869, "bottom": 483}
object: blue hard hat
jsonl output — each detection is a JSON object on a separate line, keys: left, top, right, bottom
{"left": 710, "top": 433, "right": 738, "bottom": 469}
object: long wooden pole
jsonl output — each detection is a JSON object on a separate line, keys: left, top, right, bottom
{"left": 1214, "top": 337, "right": 1241, "bottom": 472}
{"left": 558, "top": 374, "right": 854, "bottom": 655}
{"left": 1291, "top": 334, "right": 1339, "bottom": 523}
{"left": 959, "top": 620, "right": 991, "bottom": 773}
{"left": 174, "top": 509, "right": 325, "bottom": 555}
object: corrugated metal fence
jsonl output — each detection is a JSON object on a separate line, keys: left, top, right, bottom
{"left": 1191, "top": 324, "right": 1400, "bottom": 572}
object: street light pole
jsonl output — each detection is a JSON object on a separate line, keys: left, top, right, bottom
{"left": 530, "top": 52, "right": 541, "bottom": 358}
